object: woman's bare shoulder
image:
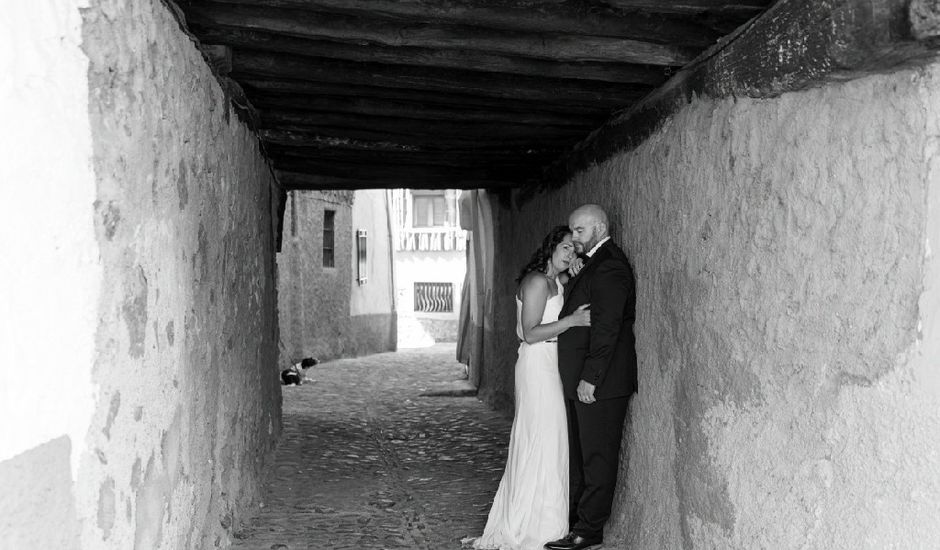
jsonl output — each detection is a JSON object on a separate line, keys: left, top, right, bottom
{"left": 518, "top": 271, "right": 550, "bottom": 300}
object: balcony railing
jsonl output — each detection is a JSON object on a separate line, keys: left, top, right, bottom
{"left": 396, "top": 227, "right": 467, "bottom": 252}
{"left": 414, "top": 282, "right": 454, "bottom": 312}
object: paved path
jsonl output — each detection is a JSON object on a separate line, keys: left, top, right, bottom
{"left": 231, "top": 344, "right": 512, "bottom": 550}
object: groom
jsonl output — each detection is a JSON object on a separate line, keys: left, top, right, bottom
{"left": 547, "top": 204, "right": 637, "bottom": 550}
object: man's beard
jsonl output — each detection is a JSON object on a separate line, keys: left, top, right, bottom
{"left": 580, "top": 236, "right": 598, "bottom": 252}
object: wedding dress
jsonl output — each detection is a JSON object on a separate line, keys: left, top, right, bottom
{"left": 470, "top": 278, "right": 569, "bottom": 550}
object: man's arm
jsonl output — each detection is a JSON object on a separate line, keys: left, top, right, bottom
{"left": 580, "top": 260, "right": 632, "bottom": 394}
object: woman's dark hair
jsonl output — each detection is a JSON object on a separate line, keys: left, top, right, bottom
{"left": 516, "top": 225, "right": 572, "bottom": 283}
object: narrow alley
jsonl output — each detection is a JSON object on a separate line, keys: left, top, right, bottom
{"left": 231, "top": 345, "right": 512, "bottom": 550}
{"left": 8, "top": 2, "right": 940, "bottom": 548}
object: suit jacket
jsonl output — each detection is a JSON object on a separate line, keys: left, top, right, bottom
{"left": 558, "top": 239, "right": 637, "bottom": 400}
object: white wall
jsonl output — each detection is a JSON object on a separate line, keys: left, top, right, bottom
{"left": 396, "top": 251, "right": 465, "bottom": 315}
{"left": 0, "top": 2, "right": 97, "bottom": 547}
{"left": 0, "top": 0, "right": 98, "bottom": 469}
{"left": 350, "top": 189, "right": 395, "bottom": 316}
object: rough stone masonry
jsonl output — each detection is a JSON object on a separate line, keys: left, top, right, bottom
{"left": 484, "top": 63, "right": 940, "bottom": 549}
{"left": 1, "top": 0, "right": 282, "bottom": 548}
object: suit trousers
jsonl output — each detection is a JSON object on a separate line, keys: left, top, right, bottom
{"left": 566, "top": 395, "right": 630, "bottom": 539}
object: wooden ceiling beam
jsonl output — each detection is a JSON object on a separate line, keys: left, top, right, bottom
{"left": 232, "top": 52, "right": 648, "bottom": 106}
{"left": 182, "top": 0, "right": 722, "bottom": 47}
{"left": 250, "top": 94, "right": 600, "bottom": 127}
{"left": 260, "top": 129, "right": 421, "bottom": 152}
{"left": 603, "top": 0, "right": 768, "bottom": 16}
{"left": 274, "top": 170, "right": 519, "bottom": 190}
{"left": 258, "top": 109, "right": 591, "bottom": 140}
{"left": 168, "top": 0, "right": 780, "bottom": 194}
{"left": 240, "top": 79, "right": 614, "bottom": 115}
{"left": 259, "top": 127, "right": 581, "bottom": 151}
{"left": 198, "top": 44, "right": 233, "bottom": 74}
{"left": 272, "top": 157, "right": 532, "bottom": 182}
{"left": 536, "top": 0, "right": 940, "bottom": 196}
{"left": 192, "top": 27, "right": 671, "bottom": 85}
{"left": 184, "top": 3, "right": 698, "bottom": 65}
{"left": 258, "top": 129, "right": 570, "bottom": 154}
{"left": 266, "top": 145, "right": 556, "bottom": 168}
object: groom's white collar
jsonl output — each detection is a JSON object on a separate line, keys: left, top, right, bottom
{"left": 585, "top": 236, "right": 610, "bottom": 258}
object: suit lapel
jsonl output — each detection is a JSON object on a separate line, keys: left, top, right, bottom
{"left": 563, "top": 241, "right": 612, "bottom": 312}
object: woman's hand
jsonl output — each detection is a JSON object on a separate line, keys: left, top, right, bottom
{"left": 568, "top": 257, "right": 585, "bottom": 277}
{"left": 567, "top": 303, "right": 591, "bottom": 327}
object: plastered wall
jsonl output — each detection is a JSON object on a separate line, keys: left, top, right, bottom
{"left": 0, "top": 2, "right": 97, "bottom": 547}
{"left": 487, "top": 64, "right": 940, "bottom": 548}
{"left": 278, "top": 190, "right": 395, "bottom": 361}
{"left": 79, "top": 1, "right": 282, "bottom": 546}
{"left": 2, "top": 0, "right": 280, "bottom": 547}
{"left": 278, "top": 190, "right": 353, "bottom": 361}
{"left": 349, "top": 189, "right": 396, "bottom": 348}
{"left": 396, "top": 252, "right": 465, "bottom": 313}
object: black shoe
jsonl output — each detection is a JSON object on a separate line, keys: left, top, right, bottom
{"left": 544, "top": 532, "right": 603, "bottom": 550}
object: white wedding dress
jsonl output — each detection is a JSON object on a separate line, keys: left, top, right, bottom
{"left": 470, "top": 278, "right": 569, "bottom": 550}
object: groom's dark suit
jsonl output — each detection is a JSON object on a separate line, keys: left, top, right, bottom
{"left": 557, "top": 238, "right": 637, "bottom": 540}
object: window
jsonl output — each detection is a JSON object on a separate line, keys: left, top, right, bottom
{"left": 323, "top": 210, "right": 335, "bottom": 268}
{"left": 356, "top": 229, "right": 368, "bottom": 285}
{"left": 290, "top": 191, "right": 297, "bottom": 238}
{"left": 412, "top": 191, "right": 450, "bottom": 227}
{"left": 414, "top": 282, "right": 454, "bottom": 312}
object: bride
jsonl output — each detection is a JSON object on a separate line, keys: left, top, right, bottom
{"left": 469, "top": 225, "right": 590, "bottom": 550}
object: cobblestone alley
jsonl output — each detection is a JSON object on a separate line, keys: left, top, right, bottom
{"left": 231, "top": 344, "right": 513, "bottom": 550}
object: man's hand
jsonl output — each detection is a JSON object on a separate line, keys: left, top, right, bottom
{"left": 576, "top": 380, "right": 596, "bottom": 404}
{"left": 568, "top": 256, "right": 585, "bottom": 277}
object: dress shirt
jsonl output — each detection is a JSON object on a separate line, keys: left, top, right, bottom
{"left": 585, "top": 236, "right": 610, "bottom": 258}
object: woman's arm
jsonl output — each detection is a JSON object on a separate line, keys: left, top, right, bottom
{"left": 518, "top": 274, "right": 590, "bottom": 344}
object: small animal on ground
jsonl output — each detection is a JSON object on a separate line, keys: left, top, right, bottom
{"left": 280, "top": 357, "right": 319, "bottom": 386}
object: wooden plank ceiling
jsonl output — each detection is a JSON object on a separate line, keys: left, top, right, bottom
{"left": 173, "top": 0, "right": 774, "bottom": 190}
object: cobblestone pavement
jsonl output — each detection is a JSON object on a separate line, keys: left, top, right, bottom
{"left": 231, "top": 344, "right": 513, "bottom": 550}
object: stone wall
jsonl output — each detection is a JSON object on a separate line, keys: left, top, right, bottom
{"left": 0, "top": 0, "right": 281, "bottom": 547}
{"left": 80, "top": 1, "right": 282, "bottom": 547}
{"left": 486, "top": 64, "right": 940, "bottom": 548}
{"left": 278, "top": 190, "right": 396, "bottom": 361}
{"left": 456, "top": 190, "right": 497, "bottom": 394}
{"left": 278, "top": 190, "right": 353, "bottom": 362}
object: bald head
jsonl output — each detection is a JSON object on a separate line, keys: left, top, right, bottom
{"left": 570, "top": 204, "right": 608, "bottom": 227}
{"left": 568, "top": 203, "right": 609, "bottom": 253}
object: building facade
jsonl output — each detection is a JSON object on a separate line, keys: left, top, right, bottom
{"left": 277, "top": 189, "right": 396, "bottom": 363}
{"left": 390, "top": 189, "right": 467, "bottom": 347}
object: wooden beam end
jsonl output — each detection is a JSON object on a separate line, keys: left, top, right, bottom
{"left": 200, "top": 44, "right": 233, "bottom": 75}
